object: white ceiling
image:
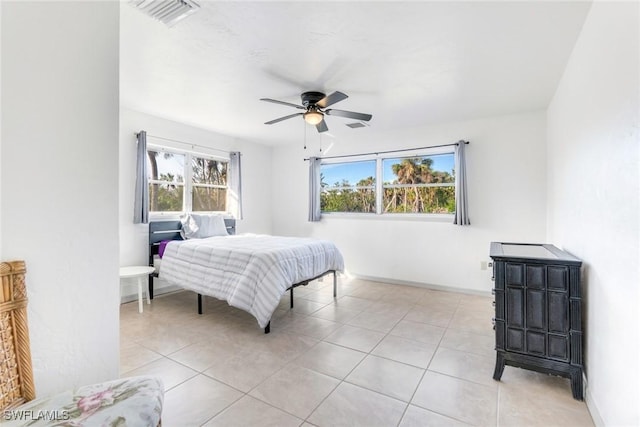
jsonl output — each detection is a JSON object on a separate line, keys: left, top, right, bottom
{"left": 120, "top": 1, "right": 592, "bottom": 146}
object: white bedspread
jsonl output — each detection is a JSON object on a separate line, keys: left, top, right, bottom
{"left": 159, "top": 234, "right": 344, "bottom": 328}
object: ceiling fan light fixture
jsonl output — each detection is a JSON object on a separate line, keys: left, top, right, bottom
{"left": 261, "top": 91, "right": 371, "bottom": 133}
{"left": 304, "top": 111, "right": 324, "bottom": 125}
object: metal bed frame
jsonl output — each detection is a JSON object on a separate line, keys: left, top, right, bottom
{"left": 148, "top": 220, "right": 337, "bottom": 333}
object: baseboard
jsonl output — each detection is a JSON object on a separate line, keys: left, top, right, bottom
{"left": 348, "top": 273, "right": 491, "bottom": 297}
{"left": 584, "top": 374, "right": 604, "bottom": 427}
{"left": 121, "top": 273, "right": 490, "bottom": 302}
{"left": 120, "top": 283, "right": 183, "bottom": 304}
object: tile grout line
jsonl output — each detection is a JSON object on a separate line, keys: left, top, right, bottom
{"left": 398, "top": 298, "right": 469, "bottom": 426}
{"left": 120, "top": 282, "right": 520, "bottom": 426}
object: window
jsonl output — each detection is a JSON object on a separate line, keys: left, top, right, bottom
{"left": 382, "top": 154, "right": 455, "bottom": 214}
{"left": 320, "top": 151, "right": 455, "bottom": 215}
{"left": 321, "top": 160, "right": 376, "bottom": 213}
{"left": 147, "top": 146, "right": 228, "bottom": 213}
{"left": 191, "top": 156, "right": 227, "bottom": 212}
{"left": 147, "top": 149, "right": 185, "bottom": 212}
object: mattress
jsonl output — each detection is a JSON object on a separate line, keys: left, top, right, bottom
{"left": 159, "top": 234, "right": 344, "bottom": 327}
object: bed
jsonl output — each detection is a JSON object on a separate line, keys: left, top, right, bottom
{"left": 148, "top": 217, "right": 344, "bottom": 333}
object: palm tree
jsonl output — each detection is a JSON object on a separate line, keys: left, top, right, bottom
{"left": 387, "top": 157, "right": 448, "bottom": 213}
{"left": 191, "top": 158, "right": 227, "bottom": 211}
{"left": 147, "top": 151, "right": 159, "bottom": 211}
{"left": 391, "top": 158, "right": 423, "bottom": 212}
{"left": 147, "top": 150, "right": 184, "bottom": 211}
{"left": 357, "top": 176, "right": 375, "bottom": 213}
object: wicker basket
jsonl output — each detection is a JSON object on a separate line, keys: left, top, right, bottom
{"left": 0, "top": 261, "right": 35, "bottom": 410}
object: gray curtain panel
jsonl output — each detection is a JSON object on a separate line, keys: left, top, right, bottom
{"left": 454, "top": 141, "right": 470, "bottom": 225}
{"left": 229, "top": 151, "right": 243, "bottom": 220}
{"left": 308, "top": 157, "right": 322, "bottom": 222}
{"left": 133, "top": 130, "right": 149, "bottom": 224}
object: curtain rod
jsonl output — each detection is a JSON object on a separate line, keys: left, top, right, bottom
{"left": 135, "top": 132, "right": 233, "bottom": 155}
{"left": 303, "top": 140, "right": 469, "bottom": 161}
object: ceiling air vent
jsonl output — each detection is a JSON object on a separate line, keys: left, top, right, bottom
{"left": 130, "top": 0, "right": 200, "bottom": 27}
{"left": 346, "top": 122, "right": 368, "bottom": 129}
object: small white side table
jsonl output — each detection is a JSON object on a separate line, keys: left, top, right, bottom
{"left": 119, "top": 266, "right": 156, "bottom": 313}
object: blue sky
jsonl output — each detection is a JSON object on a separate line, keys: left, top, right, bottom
{"left": 147, "top": 150, "right": 185, "bottom": 182}
{"left": 321, "top": 153, "right": 455, "bottom": 186}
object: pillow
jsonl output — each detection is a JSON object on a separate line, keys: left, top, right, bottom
{"left": 180, "top": 214, "right": 200, "bottom": 239}
{"left": 203, "top": 214, "right": 229, "bottom": 237}
{"left": 180, "top": 214, "right": 229, "bottom": 239}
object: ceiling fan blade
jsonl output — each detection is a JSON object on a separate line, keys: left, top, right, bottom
{"left": 315, "top": 119, "right": 329, "bottom": 133}
{"left": 317, "top": 91, "right": 348, "bottom": 108}
{"left": 325, "top": 109, "right": 372, "bottom": 121}
{"left": 265, "top": 112, "right": 303, "bottom": 125}
{"left": 260, "top": 98, "right": 304, "bottom": 109}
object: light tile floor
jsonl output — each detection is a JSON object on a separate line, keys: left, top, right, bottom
{"left": 120, "top": 277, "right": 594, "bottom": 427}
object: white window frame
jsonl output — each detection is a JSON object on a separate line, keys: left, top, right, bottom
{"left": 320, "top": 156, "right": 378, "bottom": 215}
{"left": 320, "top": 147, "right": 456, "bottom": 218}
{"left": 147, "top": 143, "right": 230, "bottom": 217}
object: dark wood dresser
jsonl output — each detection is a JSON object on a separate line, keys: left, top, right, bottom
{"left": 490, "top": 242, "right": 584, "bottom": 400}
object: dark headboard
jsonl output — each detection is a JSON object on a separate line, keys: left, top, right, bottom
{"left": 149, "top": 217, "right": 236, "bottom": 243}
{"left": 149, "top": 220, "right": 182, "bottom": 246}
{"left": 148, "top": 218, "right": 236, "bottom": 257}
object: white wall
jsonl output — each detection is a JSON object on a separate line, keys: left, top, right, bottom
{"left": 272, "top": 111, "right": 548, "bottom": 293}
{"left": 0, "top": 2, "right": 2, "bottom": 262}
{"left": 1, "top": 2, "right": 120, "bottom": 396}
{"left": 547, "top": 2, "right": 639, "bottom": 425}
{"left": 119, "top": 108, "right": 272, "bottom": 298}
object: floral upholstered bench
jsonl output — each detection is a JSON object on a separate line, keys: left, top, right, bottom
{"left": 2, "top": 376, "right": 163, "bottom": 426}
{"left": 0, "top": 261, "right": 164, "bottom": 427}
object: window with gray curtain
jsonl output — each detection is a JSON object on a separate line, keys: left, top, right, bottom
{"left": 133, "top": 130, "right": 149, "bottom": 224}
{"left": 309, "top": 141, "right": 468, "bottom": 221}
{"left": 146, "top": 144, "right": 230, "bottom": 214}
{"left": 308, "top": 157, "right": 321, "bottom": 221}
{"left": 319, "top": 151, "right": 456, "bottom": 215}
{"left": 454, "top": 141, "right": 470, "bottom": 225}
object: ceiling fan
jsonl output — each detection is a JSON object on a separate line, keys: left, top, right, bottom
{"left": 260, "top": 91, "right": 372, "bottom": 133}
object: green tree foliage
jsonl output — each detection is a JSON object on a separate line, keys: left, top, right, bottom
{"left": 320, "top": 156, "right": 455, "bottom": 214}
{"left": 150, "top": 181, "right": 184, "bottom": 211}
{"left": 147, "top": 151, "right": 227, "bottom": 212}
{"left": 191, "top": 157, "right": 227, "bottom": 211}
{"left": 321, "top": 176, "right": 376, "bottom": 213}
{"left": 384, "top": 158, "right": 455, "bottom": 213}
{"left": 148, "top": 151, "right": 183, "bottom": 211}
